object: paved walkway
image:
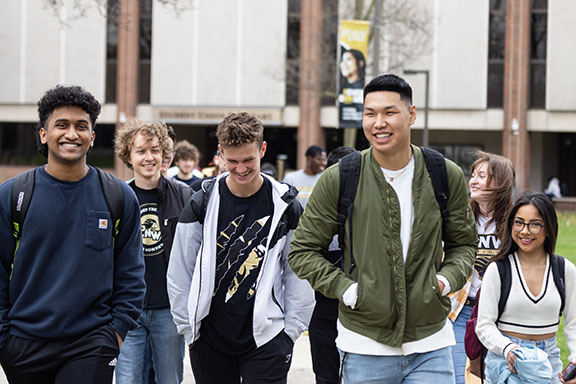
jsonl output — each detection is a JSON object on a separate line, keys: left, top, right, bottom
{"left": 0, "top": 334, "right": 316, "bottom": 383}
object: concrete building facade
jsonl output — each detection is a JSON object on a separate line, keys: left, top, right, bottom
{"left": 0, "top": 0, "right": 574, "bottom": 194}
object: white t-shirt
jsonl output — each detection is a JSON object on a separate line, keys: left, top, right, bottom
{"left": 283, "top": 170, "right": 321, "bottom": 208}
{"left": 337, "top": 155, "right": 455, "bottom": 355}
{"left": 469, "top": 215, "right": 500, "bottom": 298}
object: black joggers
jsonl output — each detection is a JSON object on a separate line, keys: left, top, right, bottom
{"left": 0, "top": 325, "right": 120, "bottom": 384}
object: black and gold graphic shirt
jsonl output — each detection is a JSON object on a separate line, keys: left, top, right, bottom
{"left": 202, "top": 177, "right": 273, "bottom": 354}
{"left": 133, "top": 186, "right": 169, "bottom": 309}
{"left": 474, "top": 217, "right": 500, "bottom": 279}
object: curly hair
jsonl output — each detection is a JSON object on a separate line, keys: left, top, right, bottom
{"left": 114, "top": 118, "right": 173, "bottom": 169}
{"left": 174, "top": 140, "right": 200, "bottom": 163}
{"left": 469, "top": 151, "right": 516, "bottom": 240}
{"left": 216, "top": 112, "right": 264, "bottom": 147}
{"left": 36, "top": 85, "right": 102, "bottom": 158}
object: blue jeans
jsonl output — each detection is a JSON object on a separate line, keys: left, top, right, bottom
{"left": 116, "top": 308, "right": 185, "bottom": 384}
{"left": 339, "top": 346, "right": 455, "bottom": 384}
{"left": 484, "top": 335, "right": 562, "bottom": 384}
{"left": 451, "top": 304, "right": 473, "bottom": 384}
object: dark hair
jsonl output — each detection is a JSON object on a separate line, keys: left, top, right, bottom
{"left": 327, "top": 146, "right": 357, "bottom": 167}
{"left": 174, "top": 140, "right": 200, "bottom": 163}
{"left": 493, "top": 191, "right": 558, "bottom": 262}
{"left": 470, "top": 151, "right": 516, "bottom": 239}
{"left": 36, "top": 85, "right": 101, "bottom": 158}
{"left": 363, "top": 74, "right": 412, "bottom": 105}
{"left": 305, "top": 145, "right": 325, "bottom": 158}
{"left": 166, "top": 125, "right": 177, "bottom": 143}
{"left": 216, "top": 112, "right": 264, "bottom": 147}
{"left": 341, "top": 49, "right": 366, "bottom": 81}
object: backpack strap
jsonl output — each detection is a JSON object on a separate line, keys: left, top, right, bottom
{"left": 496, "top": 257, "right": 512, "bottom": 320}
{"left": 337, "top": 151, "right": 361, "bottom": 274}
{"left": 551, "top": 254, "right": 566, "bottom": 315}
{"left": 420, "top": 147, "right": 450, "bottom": 239}
{"left": 11, "top": 169, "right": 35, "bottom": 240}
{"left": 96, "top": 168, "right": 124, "bottom": 238}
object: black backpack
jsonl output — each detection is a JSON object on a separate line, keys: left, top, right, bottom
{"left": 11, "top": 168, "right": 124, "bottom": 243}
{"left": 336, "top": 147, "right": 449, "bottom": 273}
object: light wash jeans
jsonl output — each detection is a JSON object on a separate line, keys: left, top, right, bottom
{"left": 339, "top": 346, "right": 455, "bottom": 384}
{"left": 484, "top": 335, "right": 562, "bottom": 384}
{"left": 116, "top": 308, "right": 185, "bottom": 384}
{"left": 451, "top": 304, "right": 473, "bottom": 384}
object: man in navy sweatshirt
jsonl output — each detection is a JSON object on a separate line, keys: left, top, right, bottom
{"left": 0, "top": 85, "right": 145, "bottom": 383}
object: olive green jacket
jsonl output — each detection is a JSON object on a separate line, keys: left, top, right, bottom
{"left": 288, "top": 146, "right": 477, "bottom": 347}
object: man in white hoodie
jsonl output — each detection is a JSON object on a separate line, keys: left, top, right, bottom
{"left": 167, "top": 112, "right": 314, "bottom": 384}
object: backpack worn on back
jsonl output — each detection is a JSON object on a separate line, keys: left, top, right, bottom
{"left": 11, "top": 168, "right": 124, "bottom": 242}
{"left": 464, "top": 254, "right": 567, "bottom": 380}
{"left": 336, "top": 146, "right": 449, "bottom": 273}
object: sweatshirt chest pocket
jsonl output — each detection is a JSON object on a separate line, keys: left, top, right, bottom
{"left": 85, "top": 210, "right": 113, "bottom": 251}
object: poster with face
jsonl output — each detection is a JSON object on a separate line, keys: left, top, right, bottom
{"left": 338, "top": 20, "right": 370, "bottom": 129}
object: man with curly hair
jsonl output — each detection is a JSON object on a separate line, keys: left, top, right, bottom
{"left": 114, "top": 118, "right": 191, "bottom": 384}
{"left": 0, "top": 85, "right": 145, "bottom": 383}
{"left": 171, "top": 140, "right": 202, "bottom": 187}
{"left": 167, "top": 112, "right": 315, "bottom": 384}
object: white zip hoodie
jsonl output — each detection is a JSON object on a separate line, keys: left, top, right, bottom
{"left": 167, "top": 173, "right": 315, "bottom": 347}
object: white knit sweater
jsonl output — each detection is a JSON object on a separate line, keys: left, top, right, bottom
{"left": 476, "top": 253, "right": 576, "bottom": 361}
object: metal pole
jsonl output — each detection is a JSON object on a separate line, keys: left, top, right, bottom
{"left": 423, "top": 70, "right": 429, "bottom": 147}
{"left": 372, "top": 0, "right": 383, "bottom": 76}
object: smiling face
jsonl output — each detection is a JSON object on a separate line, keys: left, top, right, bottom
{"left": 511, "top": 203, "right": 547, "bottom": 258}
{"left": 362, "top": 91, "right": 415, "bottom": 168}
{"left": 39, "top": 106, "right": 95, "bottom": 168}
{"left": 175, "top": 157, "right": 196, "bottom": 177}
{"left": 219, "top": 141, "right": 266, "bottom": 197}
{"left": 130, "top": 134, "right": 162, "bottom": 185}
{"left": 469, "top": 161, "right": 495, "bottom": 205}
{"left": 340, "top": 52, "right": 359, "bottom": 81}
{"left": 307, "top": 152, "right": 327, "bottom": 175}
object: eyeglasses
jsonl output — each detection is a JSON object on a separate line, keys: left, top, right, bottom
{"left": 512, "top": 220, "right": 545, "bottom": 235}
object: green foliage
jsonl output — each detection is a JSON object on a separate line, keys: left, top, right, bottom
{"left": 557, "top": 213, "right": 576, "bottom": 365}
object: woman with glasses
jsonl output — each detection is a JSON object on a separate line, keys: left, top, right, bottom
{"left": 476, "top": 192, "right": 576, "bottom": 383}
{"left": 449, "top": 151, "right": 515, "bottom": 384}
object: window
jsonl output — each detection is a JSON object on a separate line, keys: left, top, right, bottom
{"left": 105, "top": 0, "right": 152, "bottom": 104}
{"left": 529, "top": 0, "right": 547, "bottom": 108}
{"left": 487, "top": 0, "right": 506, "bottom": 108}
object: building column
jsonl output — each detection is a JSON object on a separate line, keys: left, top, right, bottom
{"left": 297, "top": 0, "right": 325, "bottom": 170}
{"left": 114, "top": 0, "right": 140, "bottom": 180}
{"left": 502, "top": 0, "right": 531, "bottom": 193}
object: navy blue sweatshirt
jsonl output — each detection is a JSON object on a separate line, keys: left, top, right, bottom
{"left": 0, "top": 166, "right": 145, "bottom": 348}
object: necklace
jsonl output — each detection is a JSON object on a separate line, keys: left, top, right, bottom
{"left": 382, "top": 166, "right": 409, "bottom": 182}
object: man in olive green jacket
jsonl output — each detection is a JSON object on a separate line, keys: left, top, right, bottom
{"left": 288, "top": 74, "right": 477, "bottom": 383}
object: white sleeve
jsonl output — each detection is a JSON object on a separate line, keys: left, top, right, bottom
{"left": 281, "top": 229, "right": 315, "bottom": 342}
{"left": 167, "top": 221, "right": 202, "bottom": 344}
{"left": 475, "top": 262, "right": 516, "bottom": 356}
{"left": 563, "top": 259, "right": 576, "bottom": 362}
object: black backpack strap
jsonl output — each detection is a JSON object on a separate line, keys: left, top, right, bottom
{"left": 97, "top": 168, "right": 124, "bottom": 238}
{"left": 420, "top": 147, "right": 450, "bottom": 238}
{"left": 551, "top": 254, "right": 566, "bottom": 315}
{"left": 337, "top": 151, "right": 361, "bottom": 274}
{"left": 496, "top": 257, "right": 512, "bottom": 320}
{"left": 11, "top": 169, "right": 36, "bottom": 240}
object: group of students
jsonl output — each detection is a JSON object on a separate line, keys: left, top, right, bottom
{"left": 0, "top": 76, "right": 575, "bottom": 384}
{"left": 447, "top": 152, "right": 576, "bottom": 384}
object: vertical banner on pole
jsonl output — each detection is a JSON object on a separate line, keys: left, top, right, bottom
{"left": 338, "top": 20, "right": 370, "bottom": 129}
